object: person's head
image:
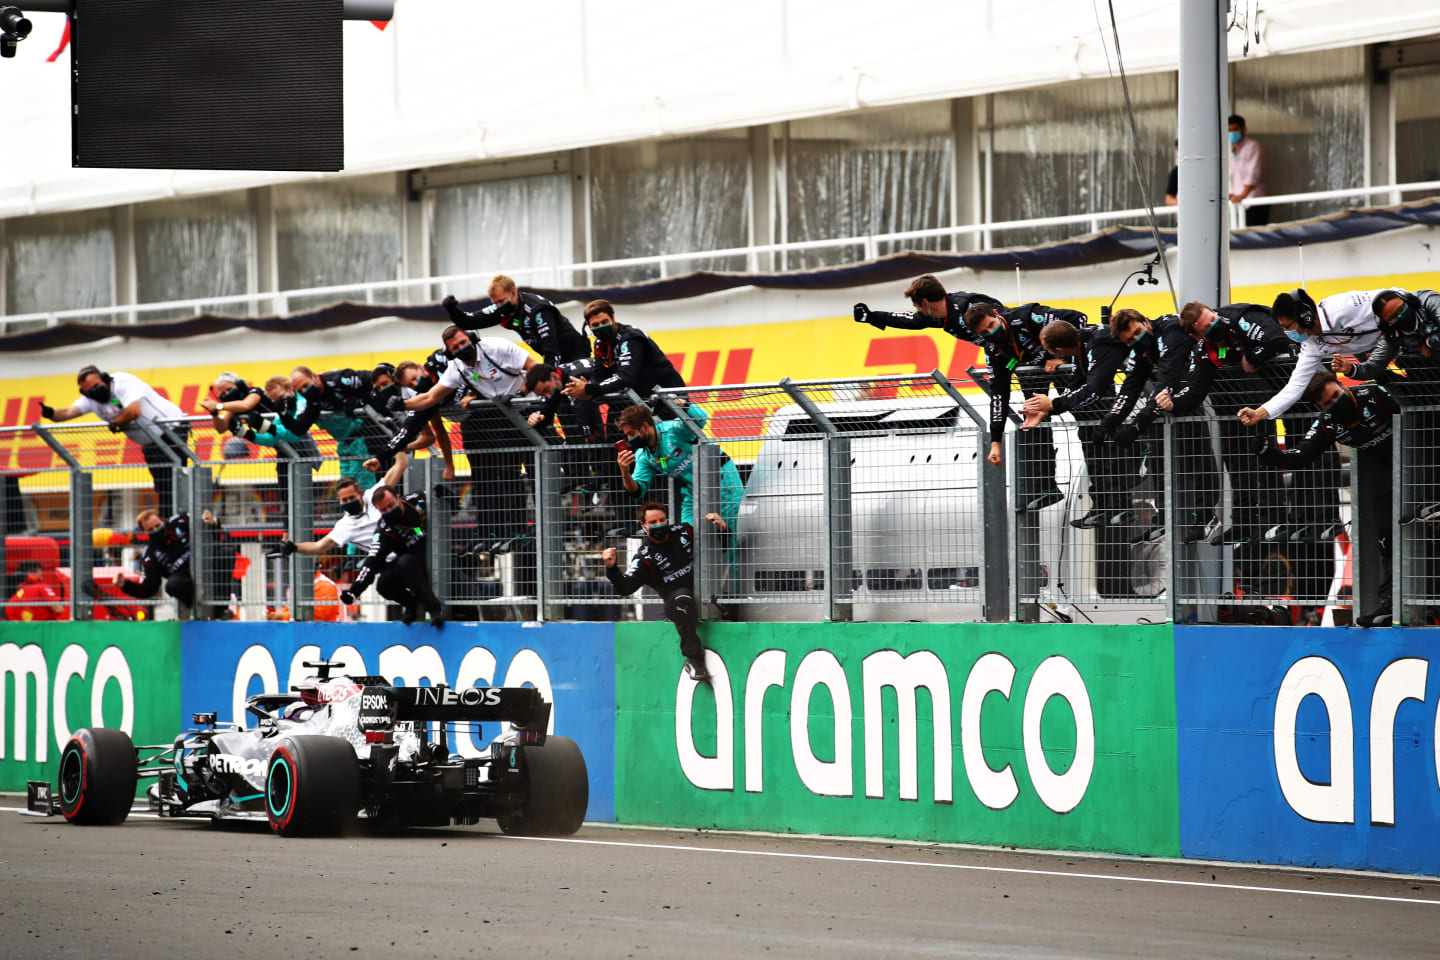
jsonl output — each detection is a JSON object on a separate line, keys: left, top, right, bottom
{"left": 616, "top": 404, "right": 656, "bottom": 450}
{"left": 962, "top": 303, "right": 1002, "bottom": 338}
{"left": 370, "top": 484, "right": 403, "bottom": 517}
{"left": 639, "top": 501, "right": 669, "bottom": 540}
{"left": 1303, "top": 370, "right": 1350, "bottom": 412}
{"left": 136, "top": 509, "right": 164, "bottom": 535}
{"left": 1039, "top": 320, "right": 1081, "bottom": 359}
{"left": 1109, "top": 308, "right": 1152, "bottom": 347}
{"left": 489, "top": 274, "right": 520, "bottom": 313}
{"left": 264, "top": 374, "right": 292, "bottom": 404}
{"left": 441, "top": 325, "right": 476, "bottom": 362}
{"left": 214, "top": 372, "right": 247, "bottom": 402}
{"left": 395, "top": 361, "right": 424, "bottom": 390}
{"left": 76, "top": 365, "right": 111, "bottom": 403}
{"left": 371, "top": 363, "right": 396, "bottom": 392}
{"left": 1372, "top": 289, "right": 1419, "bottom": 327}
{"left": 1178, "top": 301, "right": 1219, "bottom": 339}
{"left": 17, "top": 560, "right": 42, "bottom": 583}
{"left": 904, "top": 275, "right": 948, "bottom": 319}
{"left": 1271, "top": 289, "right": 1317, "bottom": 339}
{"left": 584, "top": 300, "right": 618, "bottom": 340}
{"left": 334, "top": 477, "right": 365, "bottom": 517}
{"left": 290, "top": 365, "right": 319, "bottom": 393}
{"left": 1228, "top": 114, "right": 1246, "bottom": 145}
{"left": 525, "top": 363, "right": 561, "bottom": 397}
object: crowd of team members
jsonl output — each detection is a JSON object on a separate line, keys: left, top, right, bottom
{"left": 35, "top": 270, "right": 1439, "bottom": 646}
{"left": 856, "top": 275, "right": 1440, "bottom": 624}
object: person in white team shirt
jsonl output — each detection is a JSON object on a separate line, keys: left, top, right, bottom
{"left": 1237, "top": 289, "right": 1385, "bottom": 425}
{"left": 273, "top": 450, "right": 410, "bottom": 560}
{"left": 40, "top": 365, "right": 190, "bottom": 516}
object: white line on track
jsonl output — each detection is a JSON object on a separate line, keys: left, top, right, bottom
{"left": 497, "top": 834, "right": 1440, "bottom": 907}
{"left": 6, "top": 805, "right": 1435, "bottom": 907}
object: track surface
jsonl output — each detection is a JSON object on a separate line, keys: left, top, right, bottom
{"left": 2, "top": 809, "right": 1439, "bottom": 959}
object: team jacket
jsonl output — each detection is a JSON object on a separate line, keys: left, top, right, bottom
{"left": 350, "top": 492, "right": 428, "bottom": 596}
{"left": 588, "top": 324, "right": 686, "bottom": 400}
{"left": 535, "top": 357, "right": 606, "bottom": 436}
{"left": 862, "top": 291, "right": 1005, "bottom": 343}
{"left": 1162, "top": 303, "right": 1293, "bottom": 416}
{"left": 280, "top": 369, "right": 375, "bottom": 435}
{"left": 1105, "top": 314, "right": 1188, "bottom": 432}
{"left": 982, "top": 304, "right": 1085, "bottom": 441}
{"left": 464, "top": 292, "right": 590, "bottom": 365}
{"left": 605, "top": 523, "right": 695, "bottom": 598}
{"left": 1048, "top": 325, "right": 1128, "bottom": 419}
{"left": 121, "top": 514, "right": 191, "bottom": 599}
{"left": 1259, "top": 383, "right": 1398, "bottom": 466}
{"left": 1352, "top": 288, "right": 1440, "bottom": 381}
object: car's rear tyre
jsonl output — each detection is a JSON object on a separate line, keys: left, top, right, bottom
{"left": 59, "top": 728, "right": 137, "bottom": 826}
{"left": 265, "top": 736, "right": 361, "bottom": 837}
{"left": 497, "top": 735, "right": 588, "bottom": 836}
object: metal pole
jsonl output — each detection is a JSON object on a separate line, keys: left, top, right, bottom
{"left": 779, "top": 378, "right": 851, "bottom": 622}
{"left": 1178, "top": 0, "right": 1230, "bottom": 306}
{"left": 33, "top": 425, "right": 92, "bottom": 621}
{"left": 287, "top": 458, "right": 314, "bottom": 622}
{"left": 188, "top": 466, "right": 215, "bottom": 620}
{"left": 1163, "top": 419, "right": 1179, "bottom": 624}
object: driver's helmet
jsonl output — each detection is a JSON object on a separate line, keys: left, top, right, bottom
{"left": 281, "top": 702, "right": 314, "bottom": 723}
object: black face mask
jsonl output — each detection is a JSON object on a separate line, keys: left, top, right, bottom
{"left": 646, "top": 523, "right": 670, "bottom": 542}
{"left": 1389, "top": 294, "right": 1422, "bottom": 329}
{"left": 220, "top": 385, "right": 246, "bottom": 403}
{"left": 1203, "top": 319, "right": 1228, "bottom": 343}
{"left": 341, "top": 499, "right": 365, "bottom": 518}
{"left": 980, "top": 322, "right": 1008, "bottom": 344}
{"left": 1328, "top": 391, "right": 1360, "bottom": 423}
{"left": 84, "top": 383, "right": 112, "bottom": 404}
{"left": 372, "top": 384, "right": 399, "bottom": 406}
{"left": 383, "top": 504, "right": 407, "bottom": 523}
{"left": 591, "top": 322, "right": 618, "bottom": 341}
{"left": 452, "top": 342, "right": 478, "bottom": 364}
{"left": 626, "top": 432, "right": 651, "bottom": 451}
{"left": 497, "top": 299, "right": 519, "bottom": 320}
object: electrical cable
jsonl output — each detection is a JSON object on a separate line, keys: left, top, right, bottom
{"left": 1098, "top": 0, "right": 1179, "bottom": 312}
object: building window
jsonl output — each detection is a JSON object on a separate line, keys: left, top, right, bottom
{"left": 1393, "top": 62, "right": 1440, "bottom": 199}
{"left": 274, "top": 173, "right": 401, "bottom": 310}
{"left": 134, "top": 192, "right": 252, "bottom": 317}
{"left": 429, "top": 173, "right": 572, "bottom": 299}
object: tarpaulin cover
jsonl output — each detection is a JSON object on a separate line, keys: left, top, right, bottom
{"left": 5, "top": 195, "right": 1438, "bottom": 353}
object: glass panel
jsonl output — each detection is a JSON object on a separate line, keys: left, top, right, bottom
{"left": 429, "top": 173, "right": 572, "bottom": 299}
{"left": 274, "top": 173, "right": 402, "bottom": 311}
{"left": 1231, "top": 47, "right": 1366, "bottom": 223}
{"left": 786, "top": 102, "right": 953, "bottom": 267}
{"left": 1393, "top": 63, "right": 1440, "bottom": 201}
{"left": 590, "top": 131, "right": 750, "bottom": 284}
{"left": 134, "top": 191, "right": 252, "bottom": 308}
{"left": 991, "top": 73, "right": 1176, "bottom": 248}
{"left": 4, "top": 209, "right": 116, "bottom": 317}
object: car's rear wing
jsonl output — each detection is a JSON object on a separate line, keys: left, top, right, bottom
{"left": 388, "top": 685, "right": 550, "bottom": 730}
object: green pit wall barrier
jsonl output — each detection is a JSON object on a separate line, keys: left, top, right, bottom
{"left": 0, "top": 621, "right": 182, "bottom": 793}
{"left": 615, "top": 622, "right": 1180, "bottom": 857}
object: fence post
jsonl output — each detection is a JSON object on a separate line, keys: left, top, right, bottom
{"left": 287, "top": 457, "right": 315, "bottom": 622}
{"left": 188, "top": 465, "right": 216, "bottom": 621}
{"left": 533, "top": 443, "right": 566, "bottom": 623}
{"left": 421, "top": 455, "right": 452, "bottom": 614}
{"left": 779, "top": 378, "right": 852, "bottom": 623}
{"left": 1163, "top": 419, "right": 1179, "bottom": 624}
{"left": 1351, "top": 437, "right": 1384, "bottom": 623}
{"left": 34, "top": 424, "right": 92, "bottom": 622}
{"left": 930, "top": 370, "right": 1010, "bottom": 622}
{"left": 1006, "top": 431, "right": 1037, "bottom": 622}
{"left": 1392, "top": 405, "right": 1405, "bottom": 625}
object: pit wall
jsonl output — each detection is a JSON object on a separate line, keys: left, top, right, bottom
{"left": 2, "top": 621, "right": 1437, "bottom": 875}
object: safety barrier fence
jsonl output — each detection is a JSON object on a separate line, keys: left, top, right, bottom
{"left": 1, "top": 368, "right": 1436, "bottom": 626}
{"left": 3, "top": 619, "right": 1437, "bottom": 877}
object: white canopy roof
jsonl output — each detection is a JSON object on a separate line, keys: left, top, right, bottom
{"left": 3, "top": 0, "right": 1438, "bottom": 219}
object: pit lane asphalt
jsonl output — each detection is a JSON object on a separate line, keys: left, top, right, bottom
{"left": 2, "top": 808, "right": 1438, "bottom": 959}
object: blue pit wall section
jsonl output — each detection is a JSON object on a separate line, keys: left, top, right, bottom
{"left": 180, "top": 622, "right": 616, "bottom": 823}
{"left": 97, "top": 620, "right": 1440, "bottom": 874}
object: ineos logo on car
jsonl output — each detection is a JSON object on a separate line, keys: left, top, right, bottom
{"left": 413, "top": 686, "right": 502, "bottom": 707}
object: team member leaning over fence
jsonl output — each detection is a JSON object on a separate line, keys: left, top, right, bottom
{"left": 1107, "top": 308, "right": 1221, "bottom": 544}
{"left": 282, "top": 366, "right": 392, "bottom": 486}
{"left": 614, "top": 403, "right": 743, "bottom": 535}
{"left": 603, "top": 500, "right": 731, "bottom": 683}
{"left": 526, "top": 360, "right": 625, "bottom": 504}
{"left": 40, "top": 366, "right": 190, "bottom": 517}
{"left": 202, "top": 372, "right": 320, "bottom": 506}
{"left": 272, "top": 451, "right": 410, "bottom": 561}
{"left": 390, "top": 361, "right": 457, "bottom": 480}
{"left": 1022, "top": 319, "right": 1140, "bottom": 531}
{"left": 341, "top": 475, "right": 445, "bottom": 628}
{"left": 1257, "top": 371, "right": 1398, "bottom": 627}
{"left": 562, "top": 300, "right": 685, "bottom": 408}
{"left": 852, "top": 274, "right": 1003, "bottom": 344}
{"left": 442, "top": 273, "right": 590, "bottom": 367}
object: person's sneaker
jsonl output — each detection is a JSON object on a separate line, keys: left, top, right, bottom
{"left": 1318, "top": 521, "right": 1347, "bottom": 540}
{"left": 1107, "top": 509, "right": 1138, "bottom": 527}
{"left": 1024, "top": 489, "right": 1066, "bottom": 513}
{"left": 1181, "top": 513, "right": 1217, "bottom": 545}
{"left": 428, "top": 605, "right": 446, "bottom": 629}
{"left": 1261, "top": 523, "right": 1288, "bottom": 544}
{"left": 1070, "top": 508, "right": 1108, "bottom": 529}
{"left": 1286, "top": 524, "right": 1313, "bottom": 544}
{"left": 400, "top": 605, "right": 418, "bottom": 626}
{"left": 1221, "top": 525, "right": 1255, "bottom": 546}
{"left": 1417, "top": 503, "right": 1440, "bottom": 523}
{"left": 1356, "top": 611, "right": 1393, "bottom": 628}
{"left": 683, "top": 657, "right": 712, "bottom": 683}
{"left": 1143, "top": 522, "right": 1166, "bottom": 543}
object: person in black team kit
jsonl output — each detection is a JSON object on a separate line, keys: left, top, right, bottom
{"left": 1022, "top": 320, "right": 1140, "bottom": 531}
{"left": 341, "top": 482, "right": 445, "bottom": 627}
{"left": 113, "top": 508, "right": 231, "bottom": 618}
{"left": 560, "top": 299, "right": 685, "bottom": 407}
{"left": 442, "top": 274, "right": 590, "bottom": 367}
{"left": 603, "top": 501, "right": 730, "bottom": 682}
{"left": 1108, "top": 307, "right": 1221, "bottom": 544}
{"left": 964, "top": 301, "right": 1087, "bottom": 511}
{"left": 1258, "top": 371, "right": 1399, "bottom": 626}
{"left": 852, "top": 274, "right": 1002, "bottom": 345}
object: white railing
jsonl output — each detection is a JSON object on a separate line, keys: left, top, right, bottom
{"left": 4, "top": 179, "right": 1438, "bottom": 336}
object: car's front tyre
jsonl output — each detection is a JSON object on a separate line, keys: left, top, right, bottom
{"left": 265, "top": 736, "right": 360, "bottom": 837}
{"left": 59, "top": 728, "right": 137, "bottom": 826}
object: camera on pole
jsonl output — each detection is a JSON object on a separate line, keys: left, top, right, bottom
{"left": 0, "top": 6, "right": 32, "bottom": 58}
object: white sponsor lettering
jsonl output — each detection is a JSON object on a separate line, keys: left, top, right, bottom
{"left": 360, "top": 694, "right": 389, "bottom": 711}
{"left": 211, "top": 753, "right": 265, "bottom": 778}
{"left": 1, "top": 643, "right": 48, "bottom": 763}
{"left": 676, "top": 650, "right": 733, "bottom": 791}
{"left": 862, "top": 650, "right": 951, "bottom": 804}
{"left": 1, "top": 643, "right": 135, "bottom": 764}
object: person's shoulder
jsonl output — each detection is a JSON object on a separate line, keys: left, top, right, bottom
{"left": 523, "top": 291, "right": 555, "bottom": 309}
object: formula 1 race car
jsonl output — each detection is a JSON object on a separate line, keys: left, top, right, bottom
{"left": 27, "top": 661, "right": 588, "bottom": 837}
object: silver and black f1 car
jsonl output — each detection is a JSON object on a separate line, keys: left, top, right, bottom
{"left": 27, "top": 661, "right": 588, "bottom": 837}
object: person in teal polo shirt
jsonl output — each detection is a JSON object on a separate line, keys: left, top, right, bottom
{"left": 615, "top": 403, "right": 742, "bottom": 531}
